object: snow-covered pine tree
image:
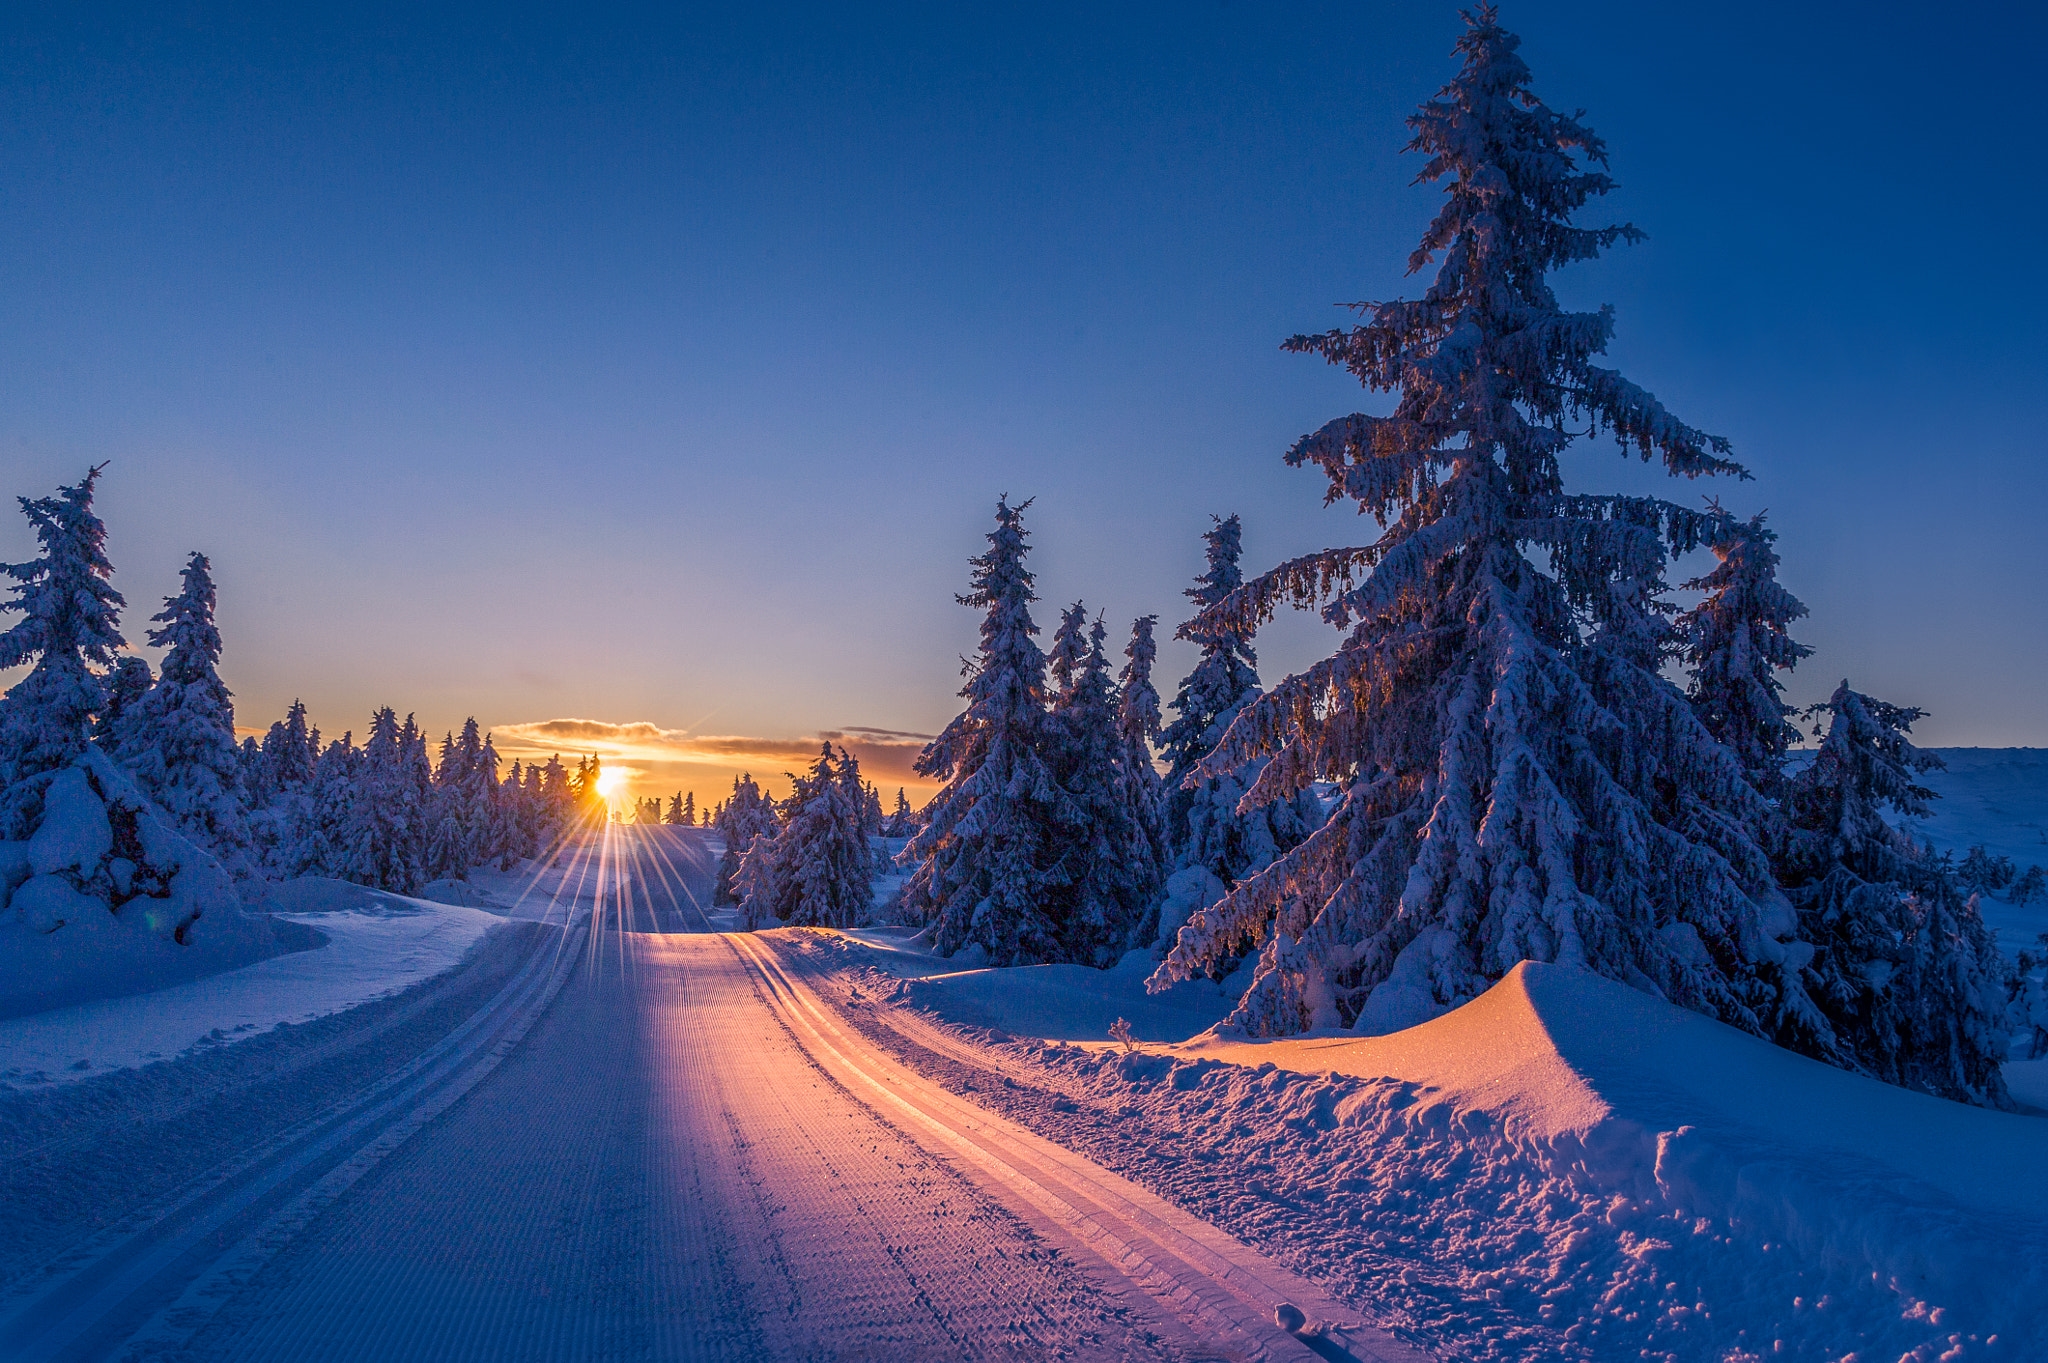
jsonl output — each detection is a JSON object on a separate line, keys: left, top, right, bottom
{"left": 453, "top": 719, "right": 498, "bottom": 871}
{"left": 1153, "top": 11, "right": 1798, "bottom": 1041}
{"left": 1955, "top": 846, "right": 2017, "bottom": 897}
{"left": 287, "top": 729, "right": 354, "bottom": 877}
{"left": 886, "top": 787, "right": 914, "bottom": 836}
{"left": 900, "top": 497, "right": 1070, "bottom": 964}
{"left": 1117, "top": 615, "right": 1168, "bottom": 918}
{"left": 0, "top": 467, "right": 126, "bottom": 838}
{"left": 1044, "top": 611, "right": 1156, "bottom": 963}
{"left": 337, "top": 708, "right": 427, "bottom": 892}
{"left": 1048, "top": 601, "right": 1092, "bottom": 696}
{"left": 0, "top": 471, "right": 255, "bottom": 983}
{"left": 427, "top": 731, "right": 469, "bottom": 881}
{"left": 736, "top": 744, "right": 875, "bottom": 929}
{"left": 859, "top": 780, "right": 884, "bottom": 841}
{"left": 246, "top": 701, "right": 318, "bottom": 873}
{"left": 400, "top": 714, "right": 437, "bottom": 878}
{"left": 1678, "top": 511, "right": 1811, "bottom": 789}
{"left": 115, "top": 552, "right": 254, "bottom": 878}
{"left": 2013, "top": 865, "right": 2047, "bottom": 908}
{"left": 253, "top": 700, "right": 316, "bottom": 806}
{"left": 95, "top": 655, "right": 153, "bottom": 754}
{"left": 712, "top": 773, "right": 777, "bottom": 903}
{"left": 1779, "top": 683, "right": 2011, "bottom": 1106}
{"left": 666, "top": 792, "right": 684, "bottom": 824}
{"left": 1151, "top": 516, "right": 1312, "bottom": 958}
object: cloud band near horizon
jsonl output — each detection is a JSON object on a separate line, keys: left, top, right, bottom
{"left": 490, "top": 717, "right": 937, "bottom": 792}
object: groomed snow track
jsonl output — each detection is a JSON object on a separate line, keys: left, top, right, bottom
{"left": 0, "top": 905, "right": 589, "bottom": 1362}
{"left": 1, "top": 826, "right": 1429, "bottom": 1361}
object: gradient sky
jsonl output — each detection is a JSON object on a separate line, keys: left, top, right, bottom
{"left": 2, "top": 3, "right": 2043, "bottom": 804}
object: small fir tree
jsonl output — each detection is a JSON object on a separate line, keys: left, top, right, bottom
{"left": 1679, "top": 512, "right": 1811, "bottom": 788}
{"left": 712, "top": 773, "right": 778, "bottom": 903}
{"left": 736, "top": 744, "right": 875, "bottom": 929}
{"left": 117, "top": 552, "right": 254, "bottom": 877}
{"left": 1045, "top": 612, "right": 1155, "bottom": 964}
{"left": 1151, "top": 516, "right": 1313, "bottom": 957}
{"left": 1779, "top": 684, "right": 2012, "bottom": 1106}
{"left": 1116, "top": 615, "right": 1168, "bottom": 928}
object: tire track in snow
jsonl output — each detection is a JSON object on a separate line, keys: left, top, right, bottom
{"left": 727, "top": 933, "right": 1433, "bottom": 1363}
{"left": 182, "top": 926, "right": 1212, "bottom": 1361}
{"left": 161, "top": 831, "right": 1202, "bottom": 1361}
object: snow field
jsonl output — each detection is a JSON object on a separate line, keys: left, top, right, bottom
{"left": 786, "top": 931, "right": 2048, "bottom": 1362}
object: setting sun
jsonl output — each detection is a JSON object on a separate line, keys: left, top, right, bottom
{"left": 594, "top": 766, "right": 627, "bottom": 801}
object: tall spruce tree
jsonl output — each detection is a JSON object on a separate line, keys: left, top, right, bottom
{"left": 900, "top": 497, "right": 1069, "bottom": 964}
{"left": 0, "top": 467, "right": 126, "bottom": 838}
{"left": 1779, "top": 684, "right": 2011, "bottom": 1106}
{"left": 1152, "top": 516, "right": 1312, "bottom": 956}
{"left": 118, "top": 552, "right": 254, "bottom": 877}
{"left": 1153, "top": 11, "right": 1799, "bottom": 1040}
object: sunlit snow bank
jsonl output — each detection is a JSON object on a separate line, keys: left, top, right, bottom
{"left": 1031, "top": 963, "right": 2047, "bottom": 1360}
{"left": 0, "top": 879, "right": 500, "bottom": 1088}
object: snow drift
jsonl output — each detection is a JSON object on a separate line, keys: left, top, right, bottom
{"left": 0, "top": 749, "right": 298, "bottom": 1018}
{"left": 1099, "top": 962, "right": 2045, "bottom": 1358}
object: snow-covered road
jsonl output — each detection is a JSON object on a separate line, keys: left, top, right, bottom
{"left": 1, "top": 826, "right": 1415, "bottom": 1361}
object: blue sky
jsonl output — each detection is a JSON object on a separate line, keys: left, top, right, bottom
{"left": 2, "top": 3, "right": 2042, "bottom": 799}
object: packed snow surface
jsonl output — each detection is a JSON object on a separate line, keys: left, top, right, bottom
{"left": 0, "top": 878, "right": 499, "bottom": 1087}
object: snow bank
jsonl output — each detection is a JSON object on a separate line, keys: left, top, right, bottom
{"left": 0, "top": 879, "right": 500, "bottom": 1088}
{"left": 836, "top": 930, "right": 1235, "bottom": 1042}
{"left": 798, "top": 928, "right": 2046, "bottom": 1358}
{"left": 0, "top": 750, "right": 299, "bottom": 1018}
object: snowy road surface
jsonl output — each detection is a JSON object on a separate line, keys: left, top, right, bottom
{"left": 2, "top": 826, "right": 1417, "bottom": 1362}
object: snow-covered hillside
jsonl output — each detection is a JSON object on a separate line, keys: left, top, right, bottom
{"left": 1905, "top": 748, "right": 2048, "bottom": 946}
